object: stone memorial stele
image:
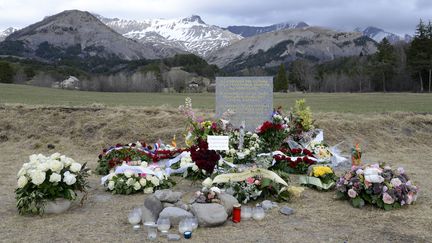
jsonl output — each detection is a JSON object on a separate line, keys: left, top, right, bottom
{"left": 216, "top": 76, "right": 273, "bottom": 131}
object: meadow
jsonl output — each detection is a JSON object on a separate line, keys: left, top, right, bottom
{"left": 0, "top": 83, "right": 431, "bottom": 242}
{"left": 1, "top": 83, "right": 432, "bottom": 113}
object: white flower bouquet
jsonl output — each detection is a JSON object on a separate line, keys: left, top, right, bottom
{"left": 15, "top": 153, "right": 90, "bottom": 215}
{"left": 103, "top": 162, "right": 175, "bottom": 194}
{"left": 227, "top": 131, "right": 261, "bottom": 164}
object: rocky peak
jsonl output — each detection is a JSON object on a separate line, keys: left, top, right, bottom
{"left": 2, "top": 9, "right": 182, "bottom": 61}
{"left": 182, "top": 15, "right": 206, "bottom": 25}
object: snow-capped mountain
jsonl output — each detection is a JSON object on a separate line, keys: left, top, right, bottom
{"left": 226, "top": 21, "right": 309, "bottom": 37}
{"left": 97, "top": 14, "right": 242, "bottom": 57}
{"left": 0, "top": 27, "right": 18, "bottom": 41}
{"left": 357, "top": 26, "right": 411, "bottom": 43}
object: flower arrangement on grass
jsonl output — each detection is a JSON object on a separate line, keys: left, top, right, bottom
{"left": 272, "top": 148, "right": 316, "bottom": 174}
{"left": 289, "top": 99, "right": 314, "bottom": 141}
{"left": 205, "top": 168, "right": 291, "bottom": 203}
{"left": 179, "top": 97, "right": 228, "bottom": 147}
{"left": 309, "top": 141, "right": 332, "bottom": 162}
{"left": 189, "top": 139, "right": 220, "bottom": 178}
{"left": 104, "top": 162, "right": 175, "bottom": 195}
{"left": 256, "top": 111, "right": 289, "bottom": 152}
{"left": 15, "top": 153, "right": 90, "bottom": 215}
{"left": 336, "top": 164, "right": 419, "bottom": 210}
{"left": 300, "top": 165, "right": 338, "bottom": 190}
{"left": 226, "top": 131, "right": 261, "bottom": 164}
{"left": 96, "top": 141, "right": 185, "bottom": 175}
{"left": 172, "top": 152, "right": 210, "bottom": 180}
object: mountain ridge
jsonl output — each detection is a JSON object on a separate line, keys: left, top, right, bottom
{"left": 226, "top": 21, "right": 309, "bottom": 37}
{"left": 97, "top": 14, "right": 242, "bottom": 57}
{"left": 207, "top": 26, "right": 377, "bottom": 71}
{"left": 1, "top": 10, "right": 183, "bottom": 62}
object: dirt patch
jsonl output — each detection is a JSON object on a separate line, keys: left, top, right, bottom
{"left": 0, "top": 105, "right": 431, "bottom": 242}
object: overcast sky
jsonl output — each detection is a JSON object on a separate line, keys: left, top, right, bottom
{"left": 0, "top": 0, "right": 430, "bottom": 35}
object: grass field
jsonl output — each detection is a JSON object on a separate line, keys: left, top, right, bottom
{"left": 1, "top": 83, "right": 431, "bottom": 242}
{"left": 1, "top": 83, "right": 432, "bottom": 113}
{"left": 0, "top": 106, "right": 431, "bottom": 242}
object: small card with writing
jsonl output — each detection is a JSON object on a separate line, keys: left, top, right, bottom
{"left": 207, "top": 135, "right": 229, "bottom": 151}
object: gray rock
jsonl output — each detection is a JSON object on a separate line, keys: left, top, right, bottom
{"left": 190, "top": 203, "right": 228, "bottom": 227}
{"left": 141, "top": 195, "right": 163, "bottom": 222}
{"left": 217, "top": 193, "right": 238, "bottom": 216}
{"left": 159, "top": 207, "right": 193, "bottom": 225}
{"left": 261, "top": 200, "right": 278, "bottom": 210}
{"left": 163, "top": 202, "right": 175, "bottom": 208}
{"left": 154, "top": 189, "right": 183, "bottom": 203}
{"left": 279, "top": 206, "right": 294, "bottom": 216}
{"left": 181, "top": 191, "right": 199, "bottom": 204}
{"left": 174, "top": 201, "right": 189, "bottom": 211}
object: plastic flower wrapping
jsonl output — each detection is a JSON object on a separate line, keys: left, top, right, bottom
{"left": 203, "top": 168, "right": 291, "bottom": 204}
{"left": 336, "top": 164, "right": 418, "bottom": 209}
{"left": 15, "top": 153, "right": 90, "bottom": 215}
{"left": 299, "top": 165, "right": 338, "bottom": 190}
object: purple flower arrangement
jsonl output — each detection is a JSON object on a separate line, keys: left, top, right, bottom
{"left": 336, "top": 163, "right": 418, "bottom": 210}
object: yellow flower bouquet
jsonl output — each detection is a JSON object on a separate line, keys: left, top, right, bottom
{"left": 299, "top": 165, "right": 338, "bottom": 191}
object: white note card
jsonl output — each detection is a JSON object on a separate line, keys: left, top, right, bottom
{"left": 207, "top": 136, "right": 229, "bottom": 150}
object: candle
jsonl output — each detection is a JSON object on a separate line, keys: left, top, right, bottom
{"left": 232, "top": 204, "right": 241, "bottom": 223}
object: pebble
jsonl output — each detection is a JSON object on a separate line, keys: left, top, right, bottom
{"left": 279, "top": 206, "right": 294, "bottom": 215}
{"left": 260, "top": 200, "right": 278, "bottom": 210}
{"left": 167, "top": 234, "right": 181, "bottom": 241}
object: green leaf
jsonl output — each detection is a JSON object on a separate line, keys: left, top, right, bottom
{"left": 261, "top": 178, "right": 272, "bottom": 188}
{"left": 352, "top": 197, "right": 364, "bottom": 208}
{"left": 383, "top": 203, "right": 393, "bottom": 210}
{"left": 335, "top": 191, "right": 346, "bottom": 199}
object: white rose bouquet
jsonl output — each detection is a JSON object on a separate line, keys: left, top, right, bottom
{"left": 15, "top": 153, "right": 90, "bottom": 215}
{"left": 104, "top": 163, "right": 175, "bottom": 195}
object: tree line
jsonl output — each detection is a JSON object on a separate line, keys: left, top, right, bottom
{"left": 0, "top": 54, "right": 218, "bottom": 92}
{"left": 274, "top": 19, "right": 432, "bottom": 92}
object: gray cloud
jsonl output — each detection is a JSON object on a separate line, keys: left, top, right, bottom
{"left": 0, "top": 0, "right": 429, "bottom": 35}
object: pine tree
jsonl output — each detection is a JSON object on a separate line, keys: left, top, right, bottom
{"left": 274, "top": 63, "right": 288, "bottom": 92}
{"left": 375, "top": 38, "right": 396, "bottom": 92}
{"left": 0, "top": 61, "right": 14, "bottom": 83}
{"left": 416, "top": 19, "right": 427, "bottom": 39}
{"left": 407, "top": 19, "right": 432, "bottom": 92}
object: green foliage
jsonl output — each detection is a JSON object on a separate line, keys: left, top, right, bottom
{"left": 0, "top": 61, "right": 15, "bottom": 83}
{"left": 163, "top": 54, "right": 219, "bottom": 79}
{"left": 353, "top": 36, "right": 374, "bottom": 46}
{"left": 407, "top": 19, "right": 432, "bottom": 92}
{"left": 293, "top": 99, "right": 314, "bottom": 131}
{"left": 373, "top": 38, "right": 397, "bottom": 92}
{"left": 274, "top": 64, "right": 288, "bottom": 91}
{"left": 0, "top": 40, "right": 27, "bottom": 55}
{"left": 351, "top": 197, "right": 365, "bottom": 208}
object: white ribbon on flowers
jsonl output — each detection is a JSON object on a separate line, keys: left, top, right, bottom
{"left": 212, "top": 168, "right": 288, "bottom": 186}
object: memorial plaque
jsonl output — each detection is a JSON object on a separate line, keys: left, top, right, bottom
{"left": 216, "top": 76, "right": 273, "bottom": 131}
